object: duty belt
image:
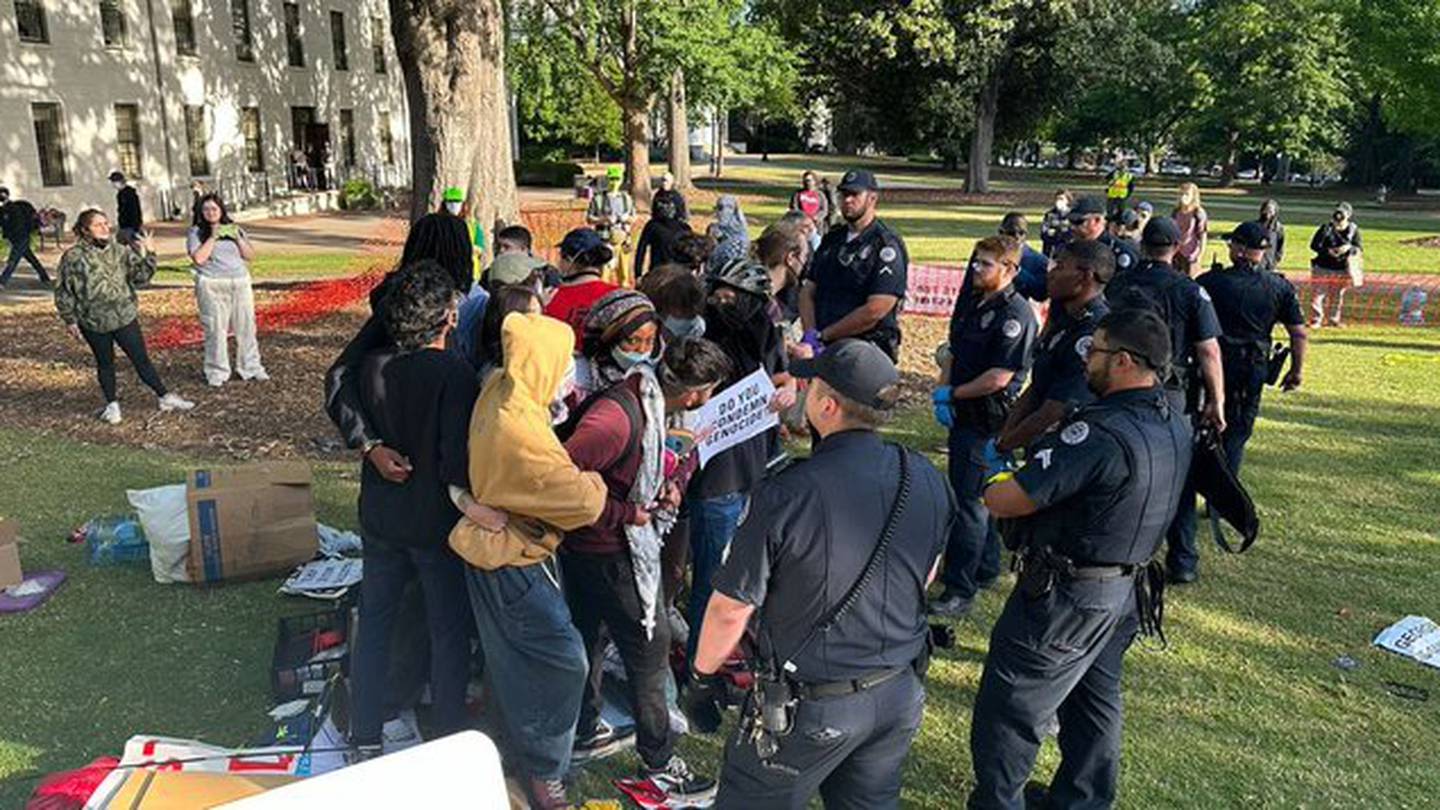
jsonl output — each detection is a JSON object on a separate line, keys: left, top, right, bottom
{"left": 791, "top": 666, "right": 908, "bottom": 701}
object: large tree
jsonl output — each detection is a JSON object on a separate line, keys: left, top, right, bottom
{"left": 388, "top": 0, "right": 519, "bottom": 230}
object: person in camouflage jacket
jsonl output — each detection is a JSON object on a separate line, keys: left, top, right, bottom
{"left": 54, "top": 209, "right": 193, "bottom": 424}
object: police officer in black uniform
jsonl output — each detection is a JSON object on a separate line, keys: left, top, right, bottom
{"left": 684, "top": 340, "right": 953, "bottom": 810}
{"left": 998, "top": 239, "right": 1114, "bottom": 454}
{"left": 931, "top": 236, "right": 1038, "bottom": 617}
{"left": 969, "top": 310, "right": 1192, "bottom": 810}
{"left": 1197, "top": 221, "right": 1308, "bottom": 475}
{"left": 1066, "top": 195, "right": 1139, "bottom": 275}
{"left": 1105, "top": 216, "right": 1225, "bottom": 584}
{"left": 799, "top": 170, "right": 909, "bottom": 361}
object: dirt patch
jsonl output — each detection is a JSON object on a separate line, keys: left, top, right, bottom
{"left": 1399, "top": 235, "right": 1440, "bottom": 249}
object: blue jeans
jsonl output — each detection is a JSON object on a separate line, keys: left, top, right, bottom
{"left": 464, "top": 559, "right": 588, "bottom": 780}
{"left": 687, "top": 492, "right": 747, "bottom": 666}
{"left": 350, "top": 538, "right": 471, "bottom": 747}
{"left": 1, "top": 237, "right": 48, "bottom": 284}
{"left": 942, "top": 427, "right": 1002, "bottom": 598}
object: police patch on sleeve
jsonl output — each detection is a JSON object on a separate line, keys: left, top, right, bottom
{"left": 1002, "top": 318, "right": 1023, "bottom": 339}
{"left": 880, "top": 246, "right": 898, "bottom": 263}
{"left": 1117, "top": 252, "right": 1133, "bottom": 269}
{"left": 1060, "top": 421, "right": 1090, "bottom": 445}
{"left": 1075, "top": 335, "right": 1093, "bottom": 359}
{"left": 1199, "top": 287, "right": 1212, "bottom": 302}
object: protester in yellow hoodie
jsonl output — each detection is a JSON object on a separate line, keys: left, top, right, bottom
{"left": 448, "top": 311, "right": 605, "bottom": 809}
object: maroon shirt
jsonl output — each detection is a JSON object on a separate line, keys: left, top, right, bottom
{"left": 563, "top": 376, "right": 644, "bottom": 555}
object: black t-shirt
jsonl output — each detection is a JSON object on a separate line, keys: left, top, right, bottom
{"left": 357, "top": 347, "right": 479, "bottom": 549}
{"left": 1309, "top": 222, "right": 1361, "bottom": 272}
{"left": 117, "top": 186, "right": 142, "bottom": 230}
{"left": 636, "top": 217, "right": 691, "bottom": 275}
{"left": 947, "top": 284, "right": 1038, "bottom": 396}
{"left": 1029, "top": 294, "right": 1109, "bottom": 409}
{"left": 0, "top": 199, "right": 37, "bottom": 240}
{"left": 805, "top": 219, "right": 908, "bottom": 351}
{"left": 712, "top": 430, "right": 954, "bottom": 681}
{"left": 1196, "top": 263, "right": 1303, "bottom": 354}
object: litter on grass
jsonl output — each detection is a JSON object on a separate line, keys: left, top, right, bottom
{"left": 279, "top": 558, "right": 363, "bottom": 600}
{"left": 1373, "top": 615, "right": 1440, "bottom": 671}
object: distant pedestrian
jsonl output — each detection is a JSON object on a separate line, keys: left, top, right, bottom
{"left": 1104, "top": 154, "right": 1135, "bottom": 219}
{"left": 1255, "top": 199, "right": 1286, "bottom": 270}
{"left": 1039, "top": 189, "right": 1071, "bottom": 256}
{"left": 109, "top": 171, "right": 143, "bottom": 248}
{"left": 1172, "top": 182, "right": 1209, "bottom": 276}
{"left": 187, "top": 193, "right": 268, "bottom": 387}
{"left": 0, "top": 186, "right": 50, "bottom": 287}
{"left": 1308, "top": 202, "right": 1362, "bottom": 328}
{"left": 635, "top": 193, "right": 692, "bottom": 278}
{"left": 819, "top": 176, "right": 842, "bottom": 229}
{"left": 789, "top": 170, "right": 830, "bottom": 228}
{"left": 652, "top": 172, "right": 690, "bottom": 223}
{"left": 705, "top": 195, "right": 749, "bottom": 274}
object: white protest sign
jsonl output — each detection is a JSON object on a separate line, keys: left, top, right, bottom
{"left": 693, "top": 368, "right": 779, "bottom": 467}
{"left": 1374, "top": 615, "right": 1440, "bottom": 671}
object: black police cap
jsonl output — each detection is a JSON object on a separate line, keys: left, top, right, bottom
{"left": 790, "top": 340, "right": 900, "bottom": 411}
{"left": 837, "top": 169, "right": 879, "bottom": 193}
{"left": 1068, "top": 195, "right": 1105, "bottom": 221}
{"left": 1226, "top": 221, "right": 1270, "bottom": 250}
{"left": 1141, "top": 216, "right": 1181, "bottom": 247}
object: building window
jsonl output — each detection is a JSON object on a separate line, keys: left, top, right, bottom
{"left": 99, "top": 0, "right": 127, "bottom": 47}
{"left": 378, "top": 111, "right": 395, "bottom": 165}
{"left": 339, "top": 109, "right": 356, "bottom": 167}
{"left": 284, "top": 3, "right": 304, "bottom": 67}
{"left": 14, "top": 0, "right": 48, "bottom": 43}
{"left": 114, "top": 104, "right": 143, "bottom": 179}
{"left": 31, "top": 103, "right": 68, "bottom": 186}
{"left": 242, "top": 107, "right": 264, "bottom": 173}
{"left": 172, "top": 0, "right": 195, "bottom": 56}
{"left": 330, "top": 11, "right": 348, "bottom": 71}
{"left": 184, "top": 105, "right": 209, "bottom": 176}
{"left": 231, "top": 0, "right": 254, "bottom": 62}
{"left": 371, "top": 17, "right": 386, "bottom": 74}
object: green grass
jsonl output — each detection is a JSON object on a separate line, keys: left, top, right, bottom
{"left": 153, "top": 252, "right": 365, "bottom": 282}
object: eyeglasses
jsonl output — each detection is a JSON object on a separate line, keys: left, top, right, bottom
{"left": 1087, "top": 345, "right": 1157, "bottom": 369}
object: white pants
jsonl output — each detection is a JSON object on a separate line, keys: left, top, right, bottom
{"left": 195, "top": 274, "right": 265, "bottom": 385}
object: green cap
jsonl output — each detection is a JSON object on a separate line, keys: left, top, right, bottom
{"left": 442, "top": 186, "right": 465, "bottom": 202}
{"left": 605, "top": 166, "right": 623, "bottom": 181}
{"left": 486, "top": 252, "right": 548, "bottom": 286}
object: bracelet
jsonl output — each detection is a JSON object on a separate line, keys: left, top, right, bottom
{"left": 361, "top": 439, "right": 383, "bottom": 457}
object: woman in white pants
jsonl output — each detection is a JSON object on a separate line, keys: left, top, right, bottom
{"left": 187, "top": 194, "right": 268, "bottom": 386}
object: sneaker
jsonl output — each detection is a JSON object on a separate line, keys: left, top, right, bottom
{"left": 928, "top": 588, "right": 973, "bottom": 618}
{"left": 345, "top": 743, "right": 382, "bottom": 765}
{"left": 645, "top": 755, "right": 717, "bottom": 807}
{"left": 381, "top": 711, "right": 424, "bottom": 754}
{"left": 157, "top": 392, "right": 196, "bottom": 412}
{"left": 572, "top": 718, "right": 636, "bottom": 763}
{"left": 524, "top": 775, "right": 573, "bottom": 810}
{"left": 98, "top": 401, "right": 122, "bottom": 425}
{"left": 244, "top": 368, "right": 271, "bottom": 382}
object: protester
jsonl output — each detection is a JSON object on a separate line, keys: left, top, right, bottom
{"left": 801, "top": 169, "right": 909, "bottom": 360}
{"left": 819, "top": 176, "right": 842, "bottom": 229}
{"left": 559, "top": 290, "right": 718, "bottom": 805}
{"left": 638, "top": 263, "right": 707, "bottom": 342}
{"left": 755, "top": 221, "right": 812, "bottom": 360}
{"left": 999, "top": 212, "right": 1050, "bottom": 301}
{"left": 440, "top": 187, "right": 485, "bottom": 279}
{"left": 187, "top": 193, "right": 268, "bottom": 387}
{"left": 473, "top": 284, "right": 544, "bottom": 380}
{"left": 1256, "top": 199, "right": 1285, "bottom": 270}
{"left": 544, "top": 227, "right": 619, "bottom": 348}
{"left": 0, "top": 186, "right": 50, "bottom": 287}
{"left": 495, "top": 224, "right": 534, "bottom": 256}
{"left": 457, "top": 252, "right": 547, "bottom": 370}
{"left": 1308, "top": 202, "right": 1362, "bottom": 328}
{"left": 110, "top": 171, "right": 143, "bottom": 248}
{"left": 348, "top": 260, "right": 476, "bottom": 762}
{"left": 652, "top": 171, "right": 690, "bottom": 223}
{"left": 587, "top": 166, "right": 636, "bottom": 286}
{"left": 447, "top": 311, "right": 607, "bottom": 810}
{"left": 1040, "top": 189, "right": 1071, "bottom": 256}
{"left": 634, "top": 193, "right": 692, "bottom": 278}
{"left": 705, "top": 195, "right": 749, "bottom": 274}
{"left": 1173, "top": 182, "right": 1209, "bottom": 276}
{"left": 672, "top": 232, "right": 717, "bottom": 277}
{"left": 55, "top": 210, "right": 194, "bottom": 423}
{"left": 789, "top": 170, "right": 830, "bottom": 227}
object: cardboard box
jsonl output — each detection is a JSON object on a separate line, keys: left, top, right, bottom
{"left": 96, "top": 771, "right": 298, "bottom": 808}
{"left": 0, "top": 518, "right": 22, "bottom": 590}
{"left": 185, "top": 462, "right": 317, "bottom": 583}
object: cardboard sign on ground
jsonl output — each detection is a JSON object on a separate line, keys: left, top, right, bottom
{"left": 0, "top": 518, "right": 22, "bottom": 589}
{"left": 92, "top": 771, "right": 298, "bottom": 808}
{"left": 185, "top": 462, "right": 317, "bottom": 583}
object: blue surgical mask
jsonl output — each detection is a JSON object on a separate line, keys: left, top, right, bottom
{"left": 612, "top": 347, "right": 654, "bottom": 370}
{"left": 663, "top": 315, "right": 706, "bottom": 340}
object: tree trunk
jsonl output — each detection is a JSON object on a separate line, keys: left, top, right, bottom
{"left": 1218, "top": 130, "right": 1240, "bottom": 187}
{"left": 623, "top": 99, "right": 653, "bottom": 204}
{"left": 716, "top": 110, "right": 727, "bottom": 177}
{"left": 389, "top": 0, "right": 517, "bottom": 233}
{"left": 666, "top": 67, "right": 692, "bottom": 190}
{"left": 965, "top": 70, "right": 1000, "bottom": 193}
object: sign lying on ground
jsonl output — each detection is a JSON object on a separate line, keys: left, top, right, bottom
{"left": 692, "top": 368, "right": 779, "bottom": 467}
{"left": 1373, "top": 615, "right": 1440, "bottom": 671}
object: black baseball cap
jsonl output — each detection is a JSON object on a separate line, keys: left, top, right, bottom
{"left": 791, "top": 339, "right": 900, "bottom": 411}
{"left": 559, "top": 227, "right": 605, "bottom": 258}
{"left": 1068, "top": 195, "right": 1105, "bottom": 221}
{"left": 108, "top": 171, "right": 126, "bottom": 183}
{"left": 1141, "top": 216, "right": 1181, "bottom": 247}
{"left": 1226, "top": 221, "right": 1270, "bottom": 250}
{"left": 837, "top": 169, "right": 879, "bottom": 193}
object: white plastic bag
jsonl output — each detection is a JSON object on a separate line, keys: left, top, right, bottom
{"left": 126, "top": 484, "right": 191, "bottom": 584}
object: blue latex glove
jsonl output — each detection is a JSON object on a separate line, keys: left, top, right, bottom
{"left": 981, "top": 438, "right": 1014, "bottom": 480}
{"left": 802, "top": 329, "right": 825, "bottom": 356}
{"left": 932, "top": 387, "right": 954, "bottom": 429}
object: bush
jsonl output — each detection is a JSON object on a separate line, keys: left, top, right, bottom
{"left": 514, "top": 160, "right": 584, "bottom": 188}
{"left": 340, "top": 178, "right": 380, "bottom": 210}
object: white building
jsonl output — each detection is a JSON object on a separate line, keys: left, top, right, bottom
{"left": 0, "top": 0, "right": 410, "bottom": 222}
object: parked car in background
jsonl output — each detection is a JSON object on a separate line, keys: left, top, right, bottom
{"left": 1160, "top": 161, "right": 1193, "bottom": 176}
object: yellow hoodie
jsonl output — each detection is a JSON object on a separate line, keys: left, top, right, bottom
{"left": 448, "top": 313, "right": 607, "bottom": 569}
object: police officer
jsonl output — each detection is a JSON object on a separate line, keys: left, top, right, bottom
{"left": 799, "top": 169, "right": 909, "bottom": 361}
{"left": 684, "top": 340, "right": 953, "bottom": 810}
{"left": 999, "top": 212, "right": 1050, "bottom": 301}
{"left": 931, "top": 236, "right": 1038, "bottom": 617}
{"left": 1105, "top": 216, "right": 1225, "bottom": 584}
{"left": 1104, "top": 155, "right": 1135, "bottom": 219}
{"left": 969, "top": 310, "right": 1192, "bottom": 810}
{"left": 1067, "top": 195, "right": 1139, "bottom": 275}
{"left": 1197, "top": 221, "right": 1307, "bottom": 475}
{"left": 998, "top": 239, "right": 1114, "bottom": 454}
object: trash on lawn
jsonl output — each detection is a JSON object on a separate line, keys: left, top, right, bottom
{"left": 185, "top": 461, "right": 317, "bottom": 583}
{"left": 1372, "top": 615, "right": 1440, "bottom": 671}
{"left": 0, "top": 570, "right": 66, "bottom": 614}
{"left": 86, "top": 770, "right": 299, "bottom": 809}
{"left": 83, "top": 515, "right": 149, "bottom": 566}
{"left": 1381, "top": 681, "right": 1429, "bottom": 701}
{"left": 280, "top": 558, "right": 363, "bottom": 601}
{"left": 0, "top": 517, "right": 24, "bottom": 589}
{"left": 272, "top": 606, "right": 352, "bottom": 701}
{"left": 1332, "top": 655, "right": 1361, "bottom": 671}
{"left": 128, "top": 484, "right": 192, "bottom": 584}
{"left": 317, "top": 523, "right": 362, "bottom": 558}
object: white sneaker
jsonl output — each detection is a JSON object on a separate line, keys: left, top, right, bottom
{"left": 158, "top": 393, "right": 196, "bottom": 412}
{"left": 381, "top": 710, "right": 424, "bottom": 754}
{"left": 98, "top": 401, "right": 122, "bottom": 425}
{"left": 244, "top": 368, "right": 271, "bottom": 382}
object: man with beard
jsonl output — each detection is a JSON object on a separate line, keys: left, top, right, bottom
{"left": 968, "top": 309, "right": 1191, "bottom": 810}
{"left": 800, "top": 169, "right": 909, "bottom": 360}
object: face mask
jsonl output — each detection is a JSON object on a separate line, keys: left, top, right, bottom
{"left": 445, "top": 201, "right": 462, "bottom": 216}
{"left": 112, "top": 181, "right": 124, "bottom": 190}
{"left": 91, "top": 237, "right": 111, "bottom": 248}
{"left": 664, "top": 315, "right": 705, "bottom": 339}
{"left": 612, "top": 346, "right": 654, "bottom": 370}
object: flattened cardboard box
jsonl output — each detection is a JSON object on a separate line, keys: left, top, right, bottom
{"left": 0, "top": 517, "right": 21, "bottom": 589}
{"left": 185, "top": 462, "right": 316, "bottom": 583}
{"left": 97, "top": 771, "right": 297, "bottom": 808}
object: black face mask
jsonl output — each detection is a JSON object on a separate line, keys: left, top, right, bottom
{"left": 91, "top": 238, "right": 110, "bottom": 248}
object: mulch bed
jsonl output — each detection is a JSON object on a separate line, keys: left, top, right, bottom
{"left": 1399, "top": 235, "right": 1440, "bottom": 249}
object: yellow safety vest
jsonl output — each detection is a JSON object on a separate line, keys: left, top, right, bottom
{"left": 1107, "top": 171, "right": 1133, "bottom": 199}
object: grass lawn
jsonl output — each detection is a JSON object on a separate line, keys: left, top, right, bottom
{"left": 153, "top": 252, "right": 366, "bottom": 283}
{"left": 2, "top": 326, "right": 1437, "bottom": 807}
